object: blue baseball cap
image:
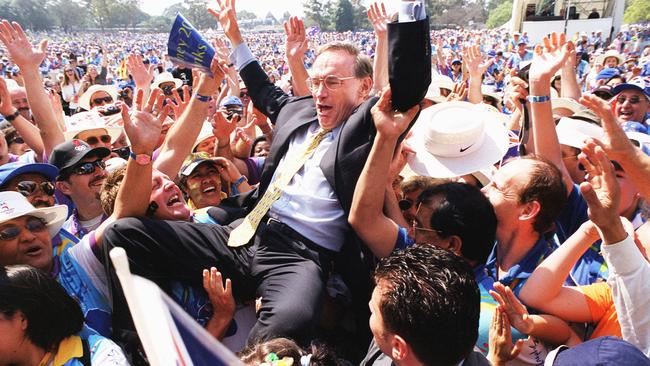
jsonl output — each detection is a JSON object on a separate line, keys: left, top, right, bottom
{"left": 487, "top": 50, "right": 497, "bottom": 58}
{"left": 611, "top": 76, "right": 650, "bottom": 99}
{"left": 596, "top": 67, "right": 621, "bottom": 81}
{"left": 548, "top": 336, "right": 650, "bottom": 366}
{"left": 219, "top": 95, "right": 243, "bottom": 107}
{"left": 621, "top": 121, "right": 648, "bottom": 134}
{"left": 0, "top": 162, "right": 59, "bottom": 188}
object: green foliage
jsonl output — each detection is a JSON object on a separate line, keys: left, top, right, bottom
{"left": 334, "top": 0, "right": 355, "bottom": 31}
{"left": 140, "top": 15, "right": 172, "bottom": 32}
{"left": 624, "top": 0, "right": 650, "bottom": 23}
{"left": 486, "top": 0, "right": 512, "bottom": 28}
{"left": 237, "top": 10, "right": 258, "bottom": 21}
{"left": 303, "top": 0, "right": 332, "bottom": 30}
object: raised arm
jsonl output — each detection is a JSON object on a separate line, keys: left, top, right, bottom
{"left": 348, "top": 88, "right": 419, "bottom": 258}
{"left": 284, "top": 16, "right": 310, "bottom": 97}
{"left": 528, "top": 32, "right": 574, "bottom": 194}
{"left": 154, "top": 57, "right": 226, "bottom": 178}
{"left": 127, "top": 53, "right": 154, "bottom": 101}
{"left": 368, "top": 2, "right": 390, "bottom": 93}
{"left": 464, "top": 44, "right": 493, "bottom": 105}
{"left": 95, "top": 90, "right": 169, "bottom": 246}
{"left": 560, "top": 43, "right": 581, "bottom": 101}
{"left": 0, "top": 20, "right": 63, "bottom": 159}
{"left": 0, "top": 78, "right": 44, "bottom": 158}
{"left": 580, "top": 93, "right": 650, "bottom": 202}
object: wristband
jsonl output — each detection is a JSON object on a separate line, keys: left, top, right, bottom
{"left": 194, "top": 93, "right": 212, "bottom": 102}
{"left": 129, "top": 151, "right": 152, "bottom": 165}
{"left": 4, "top": 110, "right": 20, "bottom": 122}
{"left": 526, "top": 95, "right": 550, "bottom": 103}
{"left": 233, "top": 175, "right": 247, "bottom": 187}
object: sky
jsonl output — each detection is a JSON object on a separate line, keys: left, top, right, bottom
{"left": 139, "top": 0, "right": 308, "bottom": 19}
{"left": 139, "top": 0, "right": 385, "bottom": 20}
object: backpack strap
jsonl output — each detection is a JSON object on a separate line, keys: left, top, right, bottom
{"left": 79, "top": 338, "right": 92, "bottom": 366}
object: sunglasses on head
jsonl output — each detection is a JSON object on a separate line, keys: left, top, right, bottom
{"left": 64, "top": 159, "right": 106, "bottom": 177}
{"left": 91, "top": 96, "right": 113, "bottom": 106}
{"left": 16, "top": 181, "right": 55, "bottom": 197}
{"left": 84, "top": 135, "right": 111, "bottom": 145}
{"left": 0, "top": 216, "right": 47, "bottom": 241}
{"left": 112, "top": 146, "right": 131, "bottom": 160}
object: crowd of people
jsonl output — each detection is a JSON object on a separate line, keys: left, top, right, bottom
{"left": 0, "top": 0, "right": 649, "bottom": 364}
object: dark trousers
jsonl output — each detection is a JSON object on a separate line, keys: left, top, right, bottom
{"left": 102, "top": 216, "right": 335, "bottom": 346}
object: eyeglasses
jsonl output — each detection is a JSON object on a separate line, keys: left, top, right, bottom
{"left": 91, "top": 96, "right": 114, "bottom": 106}
{"left": 112, "top": 146, "right": 131, "bottom": 160}
{"left": 84, "top": 135, "right": 111, "bottom": 145}
{"left": 412, "top": 224, "right": 445, "bottom": 246}
{"left": 398, "top": 199, "right": 414, "bottom": 211}
{"left": 306, "top": 75, "right": 355, "bottom": 92}
{"left": 16, "top": 181, "right": 55, "bottom": 197}
{"left": 66, "top": 159, "right": 106, "bottom": 177}
{"left": 616, "top": 96, "right": 642, "bottom": 105}
{"left": 0, "top": 216, "right": 47, "bottom": 241}
{"left": 240, "top": 91, "right": 249, "bottom": 98}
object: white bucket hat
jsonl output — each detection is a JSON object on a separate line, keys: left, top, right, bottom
{"left": 63, "top": 111, "right": 123, "bottom": 143}
{"left": 595, "top": 49, "right": 623, "bottom": 66}
{"left": 430, "top": 73, "right": 455, "bottom": 93}
{"left": 555, "top": 117, "right": 603, "bottom": 149}
{"left": 551, "top": 97, "right": 584, "bottom": 116}
{"left": 192, "top": 122, "right": 217, "bottom": 152}
{"left": 78, "top": 84, "right": 118, "bottom": 111}
{"left": 407, "top": 101, "right": 510, "bottom": 178}
{"left": 151, "top": 72, "right": 183, "bottom": 89}
{"left": 0, "top": 191, "right": 67, "bottom": 238}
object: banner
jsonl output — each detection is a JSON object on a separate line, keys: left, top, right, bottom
{"left": 167, "top": 13, "right": 216, "bottom": 75}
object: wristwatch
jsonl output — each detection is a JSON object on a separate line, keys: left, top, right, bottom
{"left": 129, "top": 151, "right": 152, "bottom": 165}
{"left": 4, "top": 109, "right": 20, "bottom": 122}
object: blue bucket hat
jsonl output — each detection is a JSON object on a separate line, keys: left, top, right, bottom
{"left": 547, "top": 336, "right": 650, "bottom": 366}
{"left": 596, "top": 67, "right": 621, "bottom": 81}
{"left": 0, "top": 162, "right": 59, "bottom": 188}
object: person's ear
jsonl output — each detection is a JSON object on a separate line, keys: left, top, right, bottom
{"left": 447, "top": 235, "right": 463, "bottom": 257}
{"left": 18, "top": 310, "right": 28, "bottom": 331}
{"left": 360, "top": 77, "right": 373, "bottom": 99}
{"left": 519, "top": 200, "right": 541, "bottom": 223}
{"left": 390, "top": 334, "right": 409, "bottom": 362}
{"left": 56, "top": 180, "right": 73, "bottom": 196}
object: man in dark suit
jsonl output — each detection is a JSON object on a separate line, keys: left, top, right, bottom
{"left": 101, "top": 0, "right": 429, "bottom": 347}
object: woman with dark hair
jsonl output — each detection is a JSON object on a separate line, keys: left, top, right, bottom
{"left": 60, "top": 65, "right": 82, "bottom": 115}
{"left": 0, "top": 265, "right": 128, "bottom": 365}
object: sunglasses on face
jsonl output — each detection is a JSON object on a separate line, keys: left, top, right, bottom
{"left": 306, "top": 75, "right": 355, "bottom": 92}
{"left": 240, "top": 91, "right": 249, "bottom": 98}
{"left": 91, "top": 96, "right": 114, "bottom": 106}
{"left": 66, "top": 159, "right": 106, "bottom": 176}
{"left": 16, "top": 181, "right": 55, "bottom": 197}
{"left": 398, "top": 199, "right": 414, "bottom": 211}
{"left": 112, "top": 146, "right": 131, "bottom": 160}
{"left": 84, "top": 134, "right": 111, "bottom": 145}
{"left": 8, "top": 136, "right": 24, "bottom": 145}
{"left": 0, "top": 216, "right": 47, "bottom": 241}
{"left": 616, "top": 96, "right": 642, "bottom": 105}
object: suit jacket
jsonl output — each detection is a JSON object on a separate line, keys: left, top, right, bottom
{"left": 237, "top": 18, "right": 430, "bottom": 358}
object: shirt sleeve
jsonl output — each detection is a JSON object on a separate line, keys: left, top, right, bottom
{"left": 229, "top": 43, "right": 256, "bottom": 72}
{"left": 581, "top": 281, "right": 612, "bottom": 323}
{"left": 601, "top": 235, "right": 650, "bottom": 356}
{"left": 68, "top": 233, "right": 110, "bottom": 301}
{"left": 393, "top": 226, "right": 415, "bottom": 251}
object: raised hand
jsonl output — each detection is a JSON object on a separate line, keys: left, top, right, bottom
{"left": 213, "top": 37, "right": 231, "bottom": 61}
{"left": 127, "top": 53, "right": 155, "bottom": 88}
{"left": 464, "top": 44, "right": 493, "bottom": 78}
{"left": 125, "top": 88, "right": 171, "bottom": 154}
{"left": 202, "top": 266, "right": 235, "bottom": 339}
{"left": 0, "top": 20, "right": 48, "bottom": 69}
{"left": 368, "top": 2, "right": 390, "bottom": 37}
{"left": 577, "top": 141, "right": 620, "bottom": 230}
{"left": 170, "top": 85, "right": 191, "bottom": 119}
{"left": 371, "top": 87, "right": 419, "bottom": 140}
{"left": 212, "top": 108, "right": 239, "bottom": 141}
{"left": 529, "top": 32, "right": 572, "bottom": 82}
{"left": 489, "top": 282, "right": 534, "bottom": 335}
{"left": 579, "top": 93, "right": 636, "bottom": 162}
{"left": 447, "top": 82, "right": 467, "bottom": 102}
{"left": 208, "top": 0, "right": 243, "bottom": 46}
{"left": 194, "top": 56, "right": 228, "bottom": 96}
{"left": 488, "top": 306, "right": 524, "bottom": 366}
{"left": 0, "top": 77, "right": 17, "bottom": 116}
{"left": 284, "top": 16, "right": 308, "bottom": 60}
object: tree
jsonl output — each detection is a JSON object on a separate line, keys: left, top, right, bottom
{"left": 334, "top": 0, "right": 354, "bottom": 31}
{"left": 624, "top": 0, "right": 650, "bottom": 23}
{"left": 86, "top": 0, "right": 113, "bottom": 30}
{"left": 50, "top": 0, "right": 90, "bottom": 31}
{"left": 141, "top": 15, "right": 172, "bottom": 32}
{"left": 486, "top": 0, "right": 512, "bottom": 28}
{"left": 351, "top": 0, "right": 370, "bottom": 30}
{"left": 237, "top": 10, "right": 257, "bottom": 21}
{"left": 11, "top": 0, "right": 53, "bottom": 30}
{"left": 303, "top": 0, "right": 332, "bottom": 30}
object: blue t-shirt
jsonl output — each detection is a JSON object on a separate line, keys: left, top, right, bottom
{"left": 555, "top": 184, "right": 609, "bottom": 286}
